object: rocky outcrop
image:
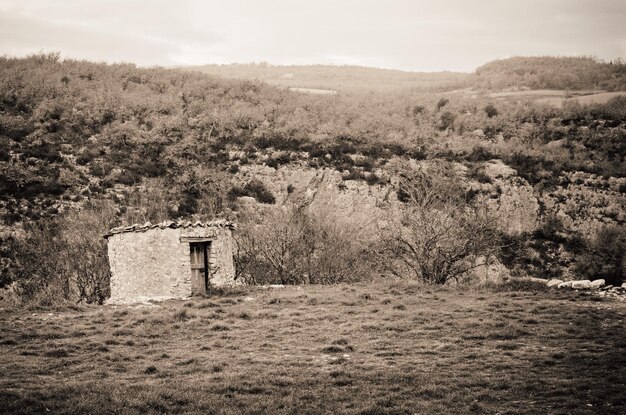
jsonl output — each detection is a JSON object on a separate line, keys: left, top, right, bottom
{"left": 237, "top": 164, "right": 396, "bottom": 239}
{"left": 542, "top": 172, "right": 626, "bottom": 239}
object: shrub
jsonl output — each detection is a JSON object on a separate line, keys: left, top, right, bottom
{"left": 436, "top": 98, "right": 449, "bottom": 111}
{"left": 365, "top": 173, "right": 386, "bottom": 186}
{"left": 466, "top": 146, "right": 496, "bottom": 162}
{"left": 380, "top": 165, "right": 500, "bottom": 284}
{"left": 228, "top": 179, "right": 275, "bottom": 204}
{"left": 115, "top": 170, "right": 141, "bottom": 185}
{"left": 89, "top": 163, "right": 108, "bottom": 177}
{"left": 265, "top": 153, "right": 292, "bottom": 168}
{"left": 574, "top": 226, "right": 626, "bottom": 286}
{"left": 342, "top": 169, "right": 365, "bottom": 181}
{"left": 178, "top": 193, "right": 198, "bottom": 216}
{"left": 76, "top": 148, "right": 99, "bottom": 165}
{"left": 254, "top": 136, "right": 304, "bottom": 152}
{"left": 488, "top": 278, "right": 548, "bottom": 292}
{"left": 0, "top": 138, "right": 10, "bottom": 161}
{"left": 533, "top": 214, "right": 566, "bottom": 243}
{"left": 22, "top": 141, "right": 63, "bottom": 163}
{"left": 412, "top": 105, "right": 426, "bottom": 116}
{"left": 234, "top": 205, "right": 373, "bottom": 285}
{"left": 484, "top": 103, "right": 499, "bottom": 118}
{"left": 467, "top": 164, "right": 493, "bottom": 183}
{"left": 11, "top": 202, "right": 116, "bottom": 305}
{"left": 439, "top": 111, "right": 456, "bottom": 131}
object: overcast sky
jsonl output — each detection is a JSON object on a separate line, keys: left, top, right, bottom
{"left": 1, "top": 0, "right": 624, "bottom": 72}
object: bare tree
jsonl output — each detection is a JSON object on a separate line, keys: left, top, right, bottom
{"left": 379, "top": 165, "right": 500, "bottom": 284}
{"left": 13, "top": 202, "right": 115, "bottom": 305}
{"left": 234, "top": 206, "right": 314, "bottom": 285}
{"left": 234, "top": 203, "right": 373, "bottom": 285}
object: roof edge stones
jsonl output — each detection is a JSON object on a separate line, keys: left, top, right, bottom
{"left": 103, "top": 219, "right": 236, "bottom": 238}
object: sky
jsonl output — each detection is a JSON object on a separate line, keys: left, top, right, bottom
{"left": 0, "top": 0, "right": 625, "bottom": 72}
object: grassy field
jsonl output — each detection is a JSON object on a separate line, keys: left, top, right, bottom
{"left": 1, "top": 281, "right": 625, "bottom": 415}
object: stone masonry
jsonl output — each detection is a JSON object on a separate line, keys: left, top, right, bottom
{"left": 104, "top": 220, "right": 236, "bottom": 304}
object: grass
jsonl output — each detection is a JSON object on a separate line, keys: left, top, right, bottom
{"left": 0, "top": 280, "right": 625, "bottom": 414}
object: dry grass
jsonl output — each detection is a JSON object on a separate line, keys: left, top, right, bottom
{"left": 1, "top": 281, "right": 625, "bottom": 414}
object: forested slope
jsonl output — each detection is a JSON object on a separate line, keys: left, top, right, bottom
{"left": 475, "top": 56, "right": 626, "bottom": 91}
{"left": 1, "top": 53, "right": 625, "bottom": 304}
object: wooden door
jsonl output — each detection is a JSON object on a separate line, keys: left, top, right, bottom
{"left": 190, "top": 242, "right": 210, "bottom": 294}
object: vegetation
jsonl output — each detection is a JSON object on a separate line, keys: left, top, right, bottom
{"left": 234, "top": 205, "right": 372, "bottom": 285}
{"left": 1, "top": 52, "right": 625, "bottom": 304}
{"left": 379, "top": 164, "right": 500, "bottom": 284}
{"left": 4, "top": 202, "right": 115, "bottom": 305}
{"left": 0, "top": 282, "right": 624, "bottom": 414}
{"left": 573, "top": 225, "right": 626, "bottom": 286}
{"left": 0, "top": 52, "right": 625, "bottom": 414}
{"left": 475, "top": 56, "right": 626, "bottom": 91}
{"left": 188, "top": 63, "right": 471, "bottom": 93}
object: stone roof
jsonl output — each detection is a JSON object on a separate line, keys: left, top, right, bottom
{"left": 104, "top": 219, "right": 235, "bottom": 238}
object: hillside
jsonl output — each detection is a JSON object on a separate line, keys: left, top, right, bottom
{"left": 186, "top": 63, "right": 471, "bottom": 93}
{"left": 0, "top": 53, "right": 625, "bottom": 305}
{"left": 188, "top": 57, "right": 626, "bottom": 94}
{"left": 475, "top": 56, "right": 626, "bottom": 91}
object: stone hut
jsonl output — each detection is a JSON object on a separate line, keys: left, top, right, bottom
{"left": 104, "top": 220, "right": 236, "bottom": 303}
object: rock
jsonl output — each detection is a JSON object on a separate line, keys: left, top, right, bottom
{"left": 558, "top": 281, "right": 574, "bottom": 289}
{"left": 622, "top": 283, "right": 626, "bottom": 289}
{"left": 571, "top": 280, "right": 592, "bottom": 289}
{"left": 528, "top": 277, "right": 548, "bottom": 284}
{"left": 589, "top": 279, "right": 605, "bottom": 289}
{"left": 600, "top": 285, "right": 613, "bottom": 291}
{"left": 547, "top": 279, "right": 563, "bottom": 288}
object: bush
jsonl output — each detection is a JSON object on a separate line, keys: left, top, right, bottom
{"left": 22, "top": 141, "right": 64, "bottom": 163}
{"left": 533, "top": 214, "right": 566, "bottom": 243}
{"left": 365, "top": 173, "right": 386, "bottom": 186}
{"left": 439, "top": 111, "right": 456, "bottom": 131}
{"left": 484, "top": 104, "right": 499, "bottom": 118}
{"left": 265, "top": 153, "right": 292, "bottom": 168}
{"left": 234, "top": 205, "right": 373, "bottom": 285}
{"left": 412, "top": 105, "right": 426, "bottom": 116}
{"left": 467, "top": 146, "right": 496, "bottom": 162}
{"left": 380, "top": 165, "right": 500, "bottom": 284}
{"left": 115, "top": 170, "right": 141, "bottom": 185}
{"left": 254, "top": 136, "right": 305, "bottom": 152}
{"left": 488, "top": 278, "right": 548, "bottom": 292}
{"left": 228, "top": 179, "right": 275, "bottom": 204}
{"left": 89, "top": 163, "right": 108, "bottom": 177}
{"left": 436, "top": 98, "right": 449, "bottom": 111}
{"left": 467, "top": 164, "right": 493, "bottom": 183}
{"left": 574, "top": 226, "right": 626, "bottom": 286}
{"left": 178, "top": 193, "right": 198, "bottom": 216}
{"left": 76, "top": 148, "right": 99, "bottom": 165}
{"left": 11, "top": 202, "right": 116, "bottom": 305}
{"left": 0, "top": 138, "right": 10, "bottom": 161}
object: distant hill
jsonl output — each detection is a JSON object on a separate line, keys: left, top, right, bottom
{"left": 475, "top": 56, "right": 626, "bottom": 91}
{"left": 185, "top": 63, "right": 471, "bottom": 93}
{"left": 185, "top": 57, "right": 626, "bottom": 94}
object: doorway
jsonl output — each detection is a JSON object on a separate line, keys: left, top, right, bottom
{"left": 189, "top": 241, "right": 211, "bottom": 294}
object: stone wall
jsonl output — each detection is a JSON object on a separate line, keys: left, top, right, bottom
{"left": 106, "top": 224, "right": 235, "bottom": 303}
